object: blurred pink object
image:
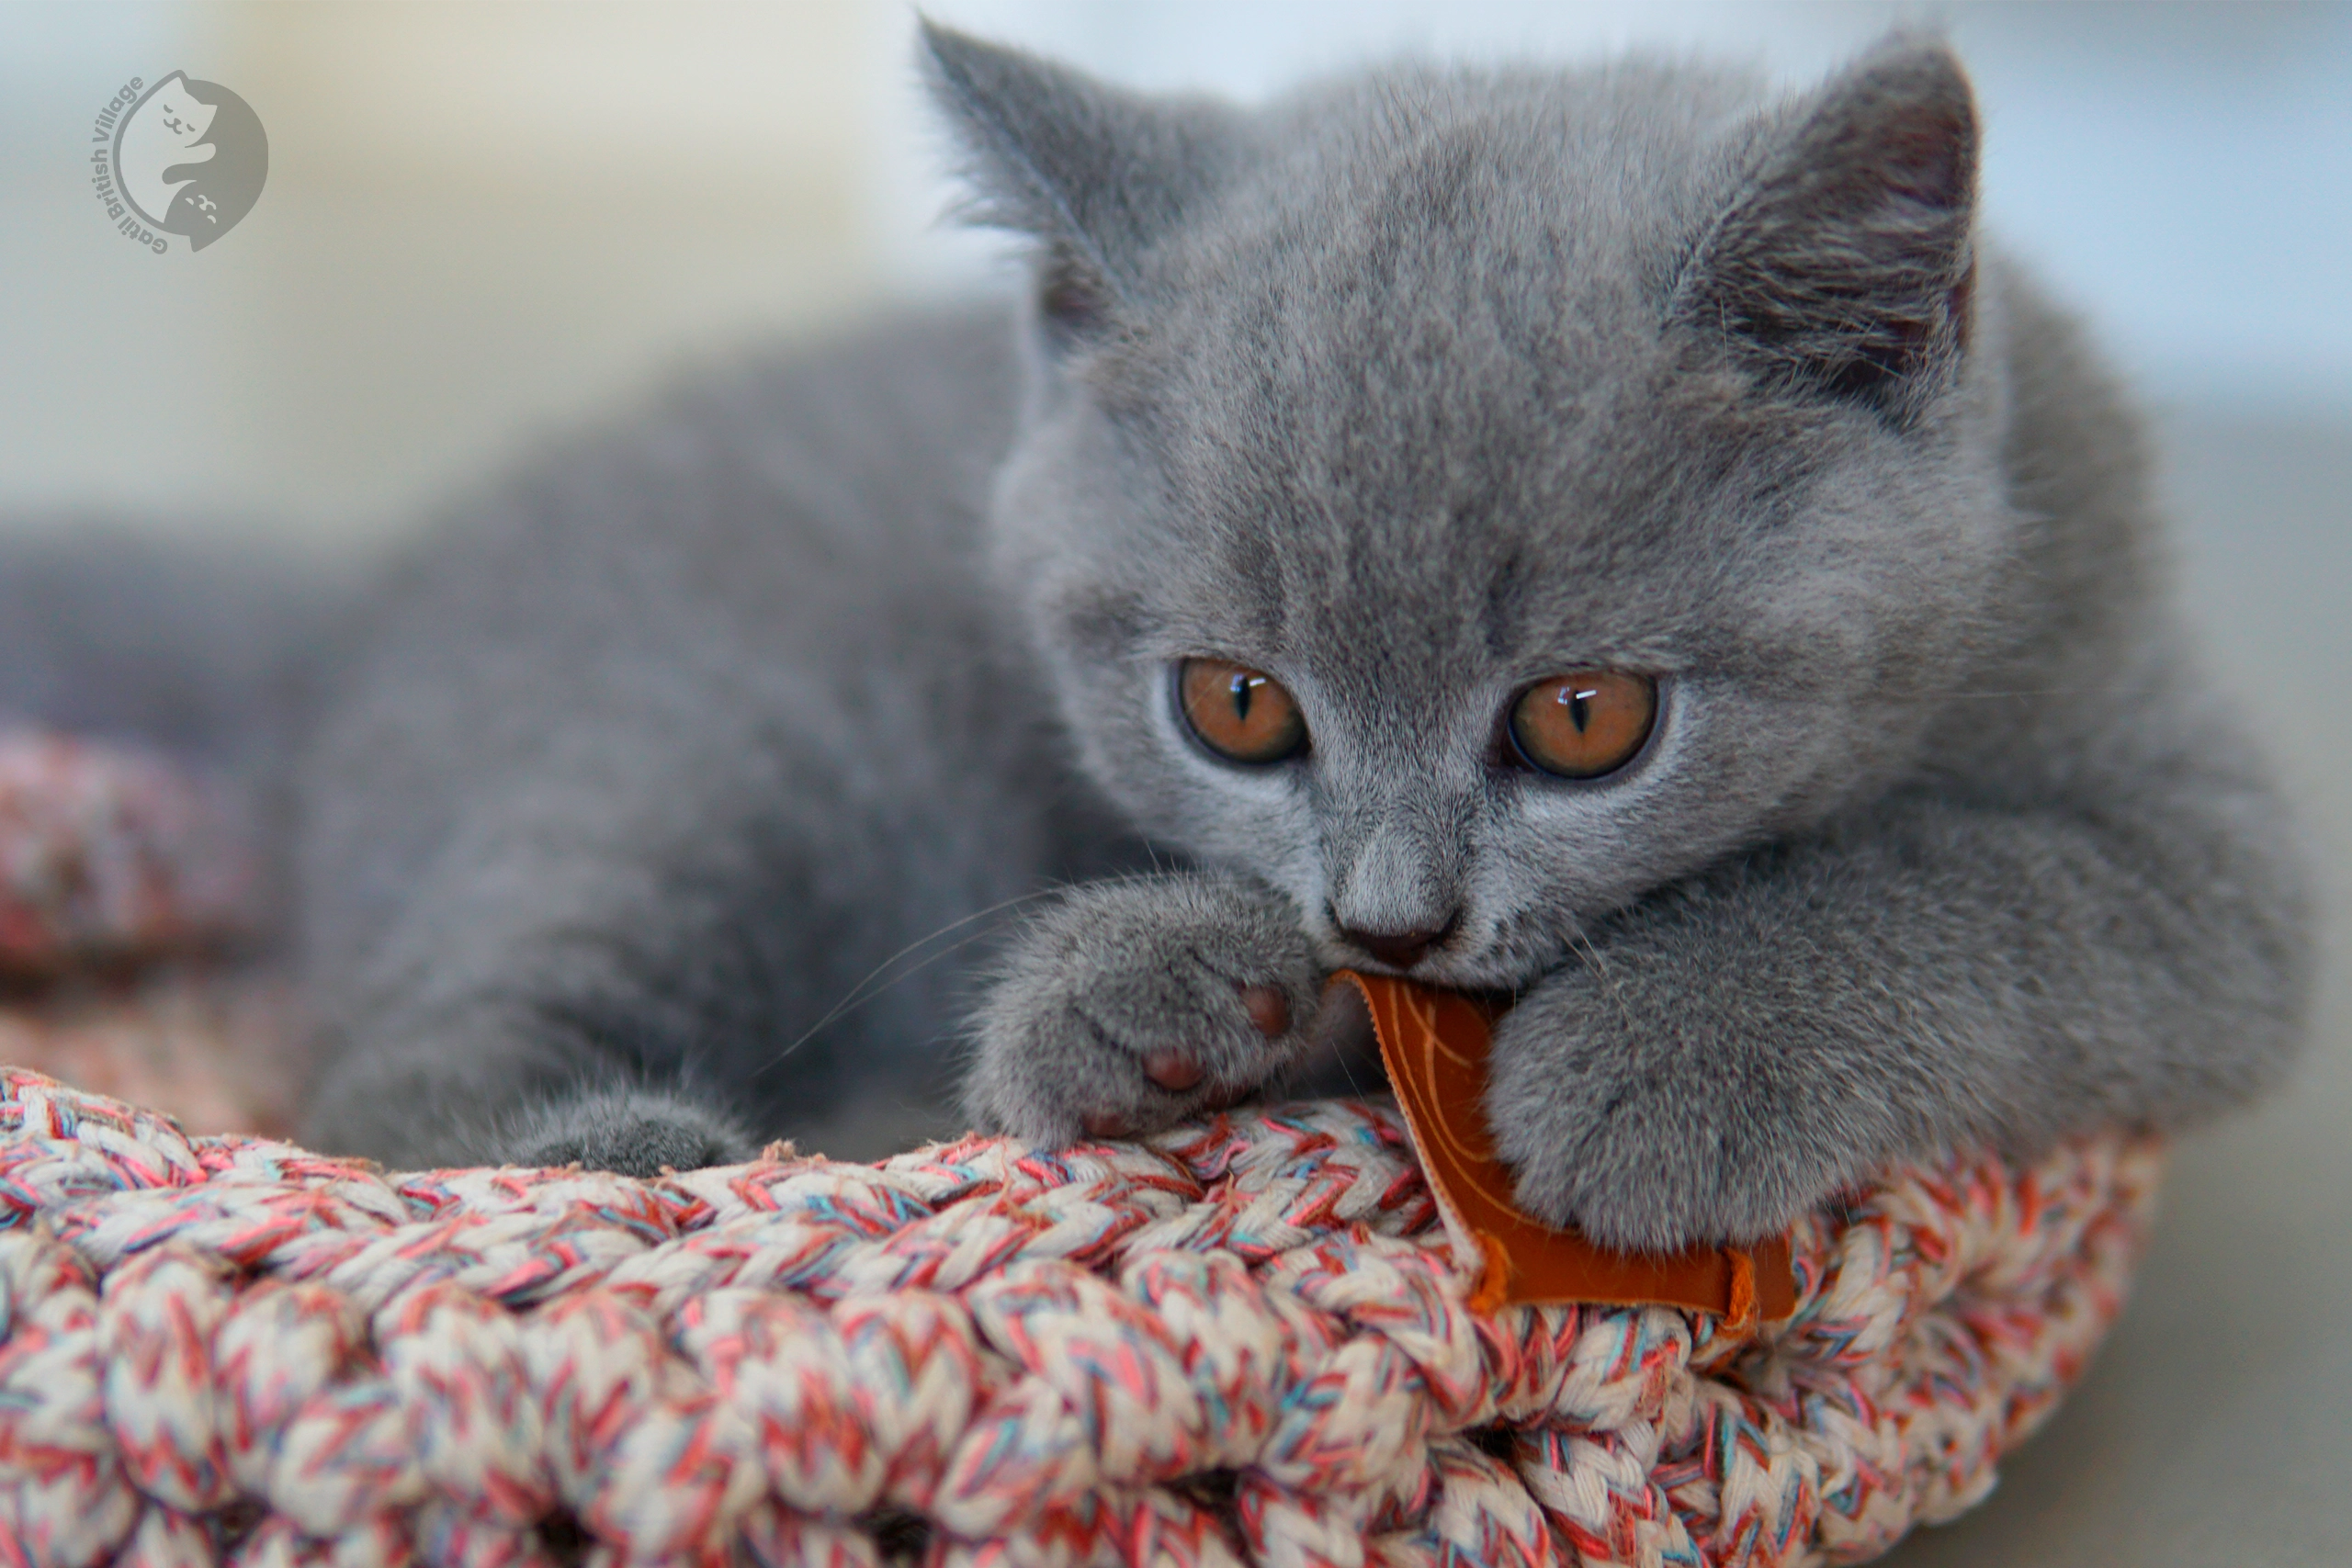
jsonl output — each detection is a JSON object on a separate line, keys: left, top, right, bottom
{"left": 0, "top": 728, "right": 258, "bottom": 975}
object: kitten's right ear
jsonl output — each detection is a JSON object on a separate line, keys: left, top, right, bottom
{"left": 1677, "top": 37, "right": 1980, "bottom": 423}
{"left": 919, "top": 20, "right": 1245, "bottom": 342}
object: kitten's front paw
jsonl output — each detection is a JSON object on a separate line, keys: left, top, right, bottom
{"left": 1484, "top": 990, "right": 1860, "bottom": 1253}
{"left": 965, "top": 874, "right": 1321, "bottom": 1145}
{"left": 502, "top": 1088, "right": 759, "bottom": 1178}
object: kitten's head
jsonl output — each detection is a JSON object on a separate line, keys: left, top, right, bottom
{"left": 925, "top": 26, "right": 2008, "bottom": 987}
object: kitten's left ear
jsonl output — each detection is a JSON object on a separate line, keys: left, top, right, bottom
{"left": 920, "top": 20, "right": 1248, "bottom": 342}
{"left": 1678, "top": 37, "right": 1980, "bottom": 422}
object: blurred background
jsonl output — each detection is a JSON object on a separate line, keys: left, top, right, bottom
{"left": 3, "top": 4, "right": 2347, "bottom": 1562}
{"left": 5, "top": 2, "right": 2347, "bottom": 536}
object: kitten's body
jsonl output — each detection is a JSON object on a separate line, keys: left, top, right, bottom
{"left": 299, "top": 315, "right": 1111, "bottom": 1164}
{"left": 287, "top": 33, "right": 2308, "bottom": 1247}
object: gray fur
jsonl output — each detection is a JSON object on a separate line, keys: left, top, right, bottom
{"left": 282, "top": 27, "right": 2306, "bottom": 1243}
{"left": 296, "top": 317, "right": 1128, "bottom": 1167}
{"left": 0, "top": 521, "right": 341, "bottom": 932}
{"left": 0, "top": 524, "right": 316, "bottom": 756}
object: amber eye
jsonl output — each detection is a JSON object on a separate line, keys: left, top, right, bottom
{"left": 1508, "top": 671, "right": 1657, "bottom": 779}
{"left": 1178, "top": 658, "right": 1307, "bottom": 764}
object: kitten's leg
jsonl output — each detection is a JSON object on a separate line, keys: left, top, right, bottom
{"left": 300, "top": 810, "right": 774, "bottom": 1176}
{"left": 302, "top": 1014, "right": 759, "bottom": 1177}
{"left": 1484, "top": 775, "right": 2311, "bottom": 1253}
{"left": 964, "top": 872, "right": 1325, "bottom": 1143}
{"left": 301, "top": 712, "right": 1046, "bottom": 1174}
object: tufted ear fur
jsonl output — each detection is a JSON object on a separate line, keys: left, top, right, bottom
{"left": 919, "top": 20, "right": 1248, "bottom": 342}
{"left": 1679, "top": 38, "right": 1980, "bottom": 422}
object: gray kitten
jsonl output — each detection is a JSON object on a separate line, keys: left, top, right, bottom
{"left": 286, "top": 27, "right": 2312, "bottom": 1251}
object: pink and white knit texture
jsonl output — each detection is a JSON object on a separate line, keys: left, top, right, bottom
{"left": 0, "top": 1066, "right": 2160, "bottom": 1568}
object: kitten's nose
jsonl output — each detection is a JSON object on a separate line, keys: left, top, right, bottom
{"left": 1336, "top": 910, "right": 1461, "bottom": 971}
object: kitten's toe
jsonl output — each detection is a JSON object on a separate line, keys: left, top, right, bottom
{"left": 503, "top": 1088, "right": 759, "bottom": 1177}
{"left": 1143, "top": 1049, "right": 1207, "bottom": 1091}
{"left": 1237, "top": 984, "right": 1291, "bottom": 1038}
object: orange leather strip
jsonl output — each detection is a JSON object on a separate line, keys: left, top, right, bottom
{"left": 1333, "top": 970, "right": 1795, "bottom": 1324}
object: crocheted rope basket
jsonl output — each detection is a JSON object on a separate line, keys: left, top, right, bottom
{"left": 0, "top": 1072, "right": 2163, "bottom": 1567}
{"left": 0, "top": 730, "right": 254, "bottom": 978}
{"left": 0, "top": 728, "right": 2169, "bottom": 1566}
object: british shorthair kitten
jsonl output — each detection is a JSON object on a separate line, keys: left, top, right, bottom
{"left": 289, "top": 26, "right": 2309, "bottom": 1250}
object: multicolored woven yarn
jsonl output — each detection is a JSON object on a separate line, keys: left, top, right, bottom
{"left": 0, "top": 1066, "right": 2161, "bottom": 1567}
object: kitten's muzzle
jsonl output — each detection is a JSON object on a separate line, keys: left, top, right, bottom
{"left": 1333, "top": 908, "right": 1462, "bottom": 972}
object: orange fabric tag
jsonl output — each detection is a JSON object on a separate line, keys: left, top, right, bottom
{"left": 1331, "top": 970, "right": 1795, "bottom": 1325}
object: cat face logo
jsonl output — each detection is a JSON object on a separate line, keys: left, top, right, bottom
{"left": 93, "top": 72, "right": 267, "bottom": 253}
